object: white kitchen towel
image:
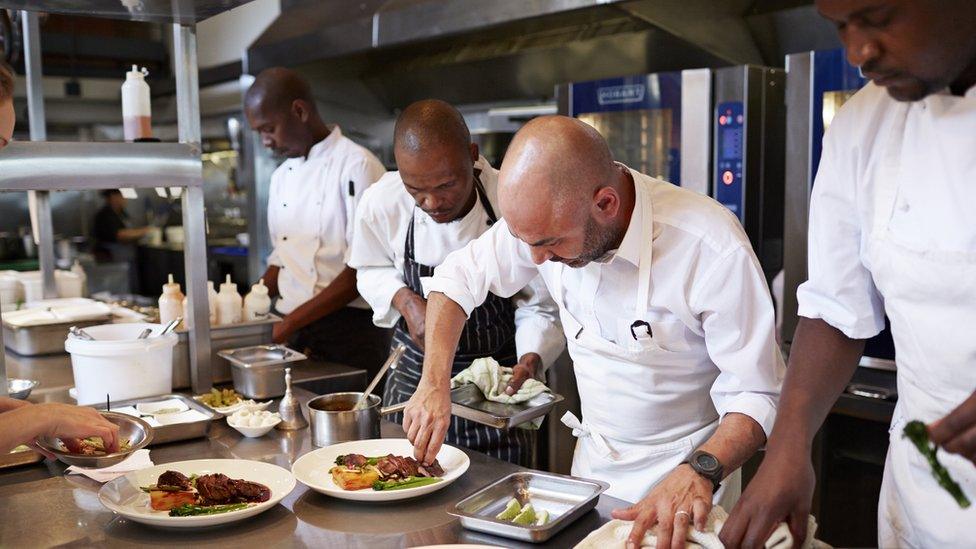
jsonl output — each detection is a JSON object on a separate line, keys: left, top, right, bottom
{"left": 450, "top": 357, "right": 551, "bottom": 429}
{"left": 574, "top": 506, "right": 831, "bottom": 549}
{"left": 65, "top": 449, "right": 153, "bottom": 483}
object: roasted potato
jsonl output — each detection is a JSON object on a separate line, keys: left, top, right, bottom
{"left": 149, "top": 490, "right": 199, "bottom": 511}
{"left": 329, "top": 466, "right": 379, "bottom": 491}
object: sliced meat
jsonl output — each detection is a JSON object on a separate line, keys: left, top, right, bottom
{"left": 376, "top": 454, "right": 420, "bottom": 479}
{"left": 232, "top": 480, "right": 271, "bottom": 503}
{"left": 195, "top": 473, "right": 236, "bottom": 504}
{"left": 418, "top": 459, "right": 444, "bottom": 478}
{"left": 157, "top": 470, "right": 192, "bottom": 490}
{"left": 341, "top": 454, "right": 367, "bottom": 468}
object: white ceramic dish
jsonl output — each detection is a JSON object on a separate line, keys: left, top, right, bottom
{"left": 98, "top": 458, "right": 295, "bottom": 528}
{"left": 291, "top": 438, "right": 469, "bottom": 502}
{"left": 227, "top": 410, "right": 281, "bottom": 438}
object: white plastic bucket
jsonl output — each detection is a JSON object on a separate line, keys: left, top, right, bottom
{"left": 64, "top": 322, "right": 177, "bottom": 405}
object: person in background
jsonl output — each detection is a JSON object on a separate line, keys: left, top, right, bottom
{"left": 244, "top": 67, "right": 389, "bottom": 378}
{"left": 0, "top": 62, "right": 121, "bottom": 455}
{"left": 92, "top": 189, "right": 150, "bottom": 294}
{"left": 720, "top": 2, "right": 976, "bottom": 548}
{"left": 349, "top": 100, "right": 564, "bottom": 466}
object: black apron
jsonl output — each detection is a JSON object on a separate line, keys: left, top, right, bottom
{"left": 383, "top": 174, "right": 535, "bottom": 467}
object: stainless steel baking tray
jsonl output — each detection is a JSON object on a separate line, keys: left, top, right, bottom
{"left": 218, "top": 344, "right": 307, "bottom": 369}
{"left": 0, "top": 446, "right": 44, "bottom": 469}
{"left": 449, "top": 384, "right": 564, "bottom": 430}
{"left": 172, "top": 315, "right": 281, "bottom": 387}
{"left": 2, "top": 316, "right": 109, "bottom": 356}
{"left": 94, "top": 394, "right": 218, "bottom": 445}
{"left": 450, "top": 471, "right": 609, "bottom": 543}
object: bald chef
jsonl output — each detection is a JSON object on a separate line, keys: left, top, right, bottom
{"left": 245, "top": 67, "right": 389, "bottom": 378}
{"left": 405, "top": 116, "right": 784, "bottom": 547}
{"left": 349, "top": 100, "right": 563, "bottom": 466}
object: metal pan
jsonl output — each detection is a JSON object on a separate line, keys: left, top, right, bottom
{"left": 450, "top": 384, "right": 565, "bottom": 430}
{"left": 94, "top": 394, "right": 219, "bottom": 445}
{"left": 307, "top": 392, "right": 406, "bottom": 447}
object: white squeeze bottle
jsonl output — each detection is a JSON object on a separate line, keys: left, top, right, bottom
{"left": 182, "top": 280, "right": 218, "bottom": 326}
{"left": 121, "top": 65, "right": 152, "bottom": 141}
{"left": 216, "top": 275, "right": 242, "bottom": 325}
{"left": 243, "top": 278, "right": 271, "bottom": 321}
{"left": 159, "top": 274, "right": 184, "bottom": 327}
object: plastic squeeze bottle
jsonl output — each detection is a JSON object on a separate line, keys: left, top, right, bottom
{"left": 159, "top": 274, "right": 184, "bottom": 327}
{"left": 121, "top": 65, "right": 152, "bottom": 141}
{"left": 182, "top": 280, "right": 218, "bottom": 326}
{"left": 243, "top": 278, "right": 272, "bottom": 321}
{"left": 216, "top": 275, "right": 242, "bottom": 325}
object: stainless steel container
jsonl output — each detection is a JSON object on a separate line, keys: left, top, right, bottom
{"left": 6, "top": 378, "right": 38, "bottom": 400}
{"left": 307, "top": 392, "right": 406, "bottom": 447}
{"left": 219, "top": 344, "right": 307, "bottom": 399}
{"left": 171, "top": 315, "right": 280, "bottom": 388}
{"left": 450, "top": 384, "right": 565, "bottom": 430}
{"left": 94, "top": 394, "right": 218, "bottom": 445}
{"left": 450, "top": 471, "right": 610, "bottom": 543}
{"left": 2, "top": 317, "right": 108, "bottom": 356}
{"left": 36, "top": 411, "right": 154, "bottom": 468}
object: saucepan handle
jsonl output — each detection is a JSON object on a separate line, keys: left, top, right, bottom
{"left": 379, "top": 401, "right": 408, "bottom": 416}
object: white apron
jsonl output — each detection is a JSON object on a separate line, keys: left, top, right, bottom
{"left": 866, "top": 100, "right": 976, "bottom": 548}
{"left": 555, "top": 188, "right": 741, "bottom": 506}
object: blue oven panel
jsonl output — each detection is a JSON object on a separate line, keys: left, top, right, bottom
{"left": 714, "top": 101, "right": 744, "bottom": 221}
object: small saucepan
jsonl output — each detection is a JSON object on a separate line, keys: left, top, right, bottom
{"left": 307, "top": 392, "right": 407, "bottom": 447}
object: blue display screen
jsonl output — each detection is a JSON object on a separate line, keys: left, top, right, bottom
{"left": 714, "top": 101, "right": 744, "bottom": 221}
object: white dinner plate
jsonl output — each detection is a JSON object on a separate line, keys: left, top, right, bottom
{"left": 291, "top": 438, "right": 469, "bottom": 502}
{"left": 98, "top": 458, "right": 296, "bottom": 528}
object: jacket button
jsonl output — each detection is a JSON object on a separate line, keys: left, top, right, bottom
{"left": 283, "top": 236, "right": 288, "bottom": 241}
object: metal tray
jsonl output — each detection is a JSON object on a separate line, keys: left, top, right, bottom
{"left": 2, "top": 316, "right": 109, "bottom": 356}
{"left": 94, "top": 394, "right": 219, "bottom": 445}
{"left": 450, "top": 384, "right": 564, "bottom": 430}
{"left": 0, "top": 446, "right": 44, "bottom": 469}
{"left": 218, "top": 344, "right": 307, "bottom": 369}
{"left": 450, "top": 471, "right": 609, "bottom": 543}
{"left": 172, "top": 315, "right": 281, "bottom": 387}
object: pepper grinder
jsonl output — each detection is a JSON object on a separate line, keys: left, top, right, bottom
{"left": 276, "top": 367, "right": 308, "bottom": 430}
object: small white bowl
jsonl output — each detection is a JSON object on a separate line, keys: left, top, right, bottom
{"left": 227, "top": 410, "right": 281, "bottom": 438}
{"left": 240, "top": 399, "right": 273, "bottom": 412}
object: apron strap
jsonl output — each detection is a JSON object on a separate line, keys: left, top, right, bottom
{"left": 561, "top": 411, "right": 618, "bottom": 459}
{"left": 631, "top": 175, "right": 655, "bottom": 342}
{"left": 472, "top": 170, "right": 498, "bottom": 224}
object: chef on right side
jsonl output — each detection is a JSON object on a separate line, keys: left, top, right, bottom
{"left": 721, "top": 1, "right": 976, "bottom": 548}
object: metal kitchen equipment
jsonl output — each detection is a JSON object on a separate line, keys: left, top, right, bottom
{"left": 6, "top": 378, "right": 38, "bottom": 400}
{"left": 450, "top": 385, "right": 565, "bottom": 430}
{"left": 276, "top": 367, "right": 308, "bottom": 431}
{"left": 451, "top": 471, "right": 610, "bottom": 543}
{"left": 172, "top": 315, "right": 282, "bottom": 388}
{"left": 94, "top": 394, "right": 219, "bottom": 445}
{"left": 353, "top": 344, "right": 406, "bottom": 411}
{"left": 0, "top": 446, "right": 44, "bottom": 470}
{"left": 3, "top": 317, "right": 107, "bottom": 356}
{"left": 307, "top": 392, "right": 407, "bottom": 447}
{"left": 36, "top": 411, "right": 154, "bottom": 469}
{"left": 219, "top": 344, "right": 307, "bottom": 399}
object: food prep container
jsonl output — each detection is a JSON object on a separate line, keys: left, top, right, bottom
{"left": 450, "top": 471, "right": 609, "bottom": 543}
{"left": 172, "top": 315, "right": 281, "bottom": 388}
{"left": 306, "top": 392, "right": 406, "bottom": 447}
{"left": 450, "top": 384, "right": 565, "bottom": 429}
{"left": 36, "top": 411, "right": 154, "bottom": 468}
{"left": 94, "top": 394, "right": 218, "bottom": 445}
{"left": 0, "top": 446, "right": 44, "bottom": 469}
{"left": 3, "top": 317, "right": 108, "bottom": 356}
{"left": 219, "top": 344, "right": 307, "bottom": 399}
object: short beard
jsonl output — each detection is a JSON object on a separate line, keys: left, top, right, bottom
{"left": 552, "top": 215, "right": 619, "bottom": 269}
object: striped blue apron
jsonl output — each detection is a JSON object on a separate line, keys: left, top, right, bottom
{"left": 383, "top": 173, "right": 535, "bottom": 466}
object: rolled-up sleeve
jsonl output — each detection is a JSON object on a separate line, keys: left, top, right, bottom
{"left": 796, "top": 125, "right": 885, "bottom": 339}
{"left": 348, "top": 188, "right": 406, "bottom": 328}
{"left": 691, "top": 245, "right": 785, "bottom": 438}
{"left": 422, "top": 219, "right": 540, "bottom": 317}
{"left": 512, "top": 276, "right": 565, "bottom": 369}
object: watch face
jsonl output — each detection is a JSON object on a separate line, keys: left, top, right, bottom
{"left": 696, "top": 453, "right": 719, "bottom": 472}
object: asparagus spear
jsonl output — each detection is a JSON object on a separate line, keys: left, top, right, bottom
{"left": 902, "top": 420, "right": 971, "bottom": 508}
{"left": 168, "top": 503, "right": 249, "bottom": 516}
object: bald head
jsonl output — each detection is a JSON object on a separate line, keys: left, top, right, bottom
{"left": 499, "top": 115, "right": 632, "bottom": 268}
{"left": 245, "top": 67, "right": 316, "bottom": 116}
{"left": 244, "top": 67, "right": 328, "bottom": 158}
{"left": 394, "top": 99, "right": 471, "bottom": 158}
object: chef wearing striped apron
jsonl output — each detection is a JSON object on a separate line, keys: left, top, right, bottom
{"left": 349, "top": 100, "right": 564, "bottom": 466}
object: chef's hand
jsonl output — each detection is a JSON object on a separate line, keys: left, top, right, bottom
{"left": 39, "top": 403, "right": 121, "bottom": 453}
{"left": 611, "top": 464, "right": 713, "bottom": 549}
{"left": 930, "top": 390, "right": 976, "bottom": 464}
{"left": 0, "top": 396, "right": 32, "bottom": 413}
{"left": 505, "top": 353, "right": 542, "bottom": 396}
{"left": 719, "top": 448, "right": 814, "bottom": 549}
{"left": 402, "top": 378, "right": 451, "bottom": 465}
{"left": 393, "top": 288, "right": 427, "bottom": 350}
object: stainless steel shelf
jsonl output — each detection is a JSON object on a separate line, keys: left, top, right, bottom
{"left": 0, "top": 141, "right": 202, "bottom": 191}
{"left": 0, "top": 0, "right": 257, "bottom": 24}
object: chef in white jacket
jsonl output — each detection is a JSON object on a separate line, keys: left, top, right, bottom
{"left": 349, "top": 99, "right": 563, "bottom": 466}
{"left": 721, "top": 2, "right": 976, "bottom": 548}
{"left": 244, "top": 68, "right": 389, "bottom": 377}
{"left": 405, "top": 115, "right": 784, "bottom": 548}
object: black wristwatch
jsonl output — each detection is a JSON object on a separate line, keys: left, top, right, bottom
{"left": 683, "top": 450, "right": 723, "bottom": 493}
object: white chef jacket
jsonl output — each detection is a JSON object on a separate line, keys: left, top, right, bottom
{"left": 267, "top": 126, "right": 386, "bottom": 315}
{"left": 423, "top": 165, "right": 784, "bottom": 437}
{"left": 349, "top": 156, "right": 565, "bottom": 367}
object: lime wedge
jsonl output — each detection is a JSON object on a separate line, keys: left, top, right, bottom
{"left": 535, "top": 509, "right": 550, "bottom": 526}
{"left": 495, "top": 498, "right": 522, "bottom": 520}
{"left": 512, "top": 503, "right": 537, "bottom": 525}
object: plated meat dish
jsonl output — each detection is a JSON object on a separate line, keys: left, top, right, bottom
{"left": 141, "top": 470, "right": 271, "bottom": 516}
{"left": 330, "top": 453, "right": 445, "bottom": 491}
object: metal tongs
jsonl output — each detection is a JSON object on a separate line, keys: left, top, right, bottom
{"left": 69, "top": 326, "right": 96, "bottom": 341}
{"left": 353, "top": 344, "right": 407, "bottom": 411}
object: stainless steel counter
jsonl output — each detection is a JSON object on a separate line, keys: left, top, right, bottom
{"left": 0, "top": 387, "right": 626, "bottom": 548}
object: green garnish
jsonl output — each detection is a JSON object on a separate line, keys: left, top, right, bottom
{"left": 334, "top": 455, "right": 384, "bottom": 467}
{"left": 371, "top": 477, "right": 442, "bottom": 491}
{"left": 496, "top": 498, "right": 521, "bottom": 520}
{"left": 168, "top": 503, "right": 249, "bottom": 516}
{"left": 903, "top": 420, "right": 971, "bottom": 508}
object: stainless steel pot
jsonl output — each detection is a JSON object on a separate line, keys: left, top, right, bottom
{"left": 307, "top": 392, "right": 406, "bottom": 447}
